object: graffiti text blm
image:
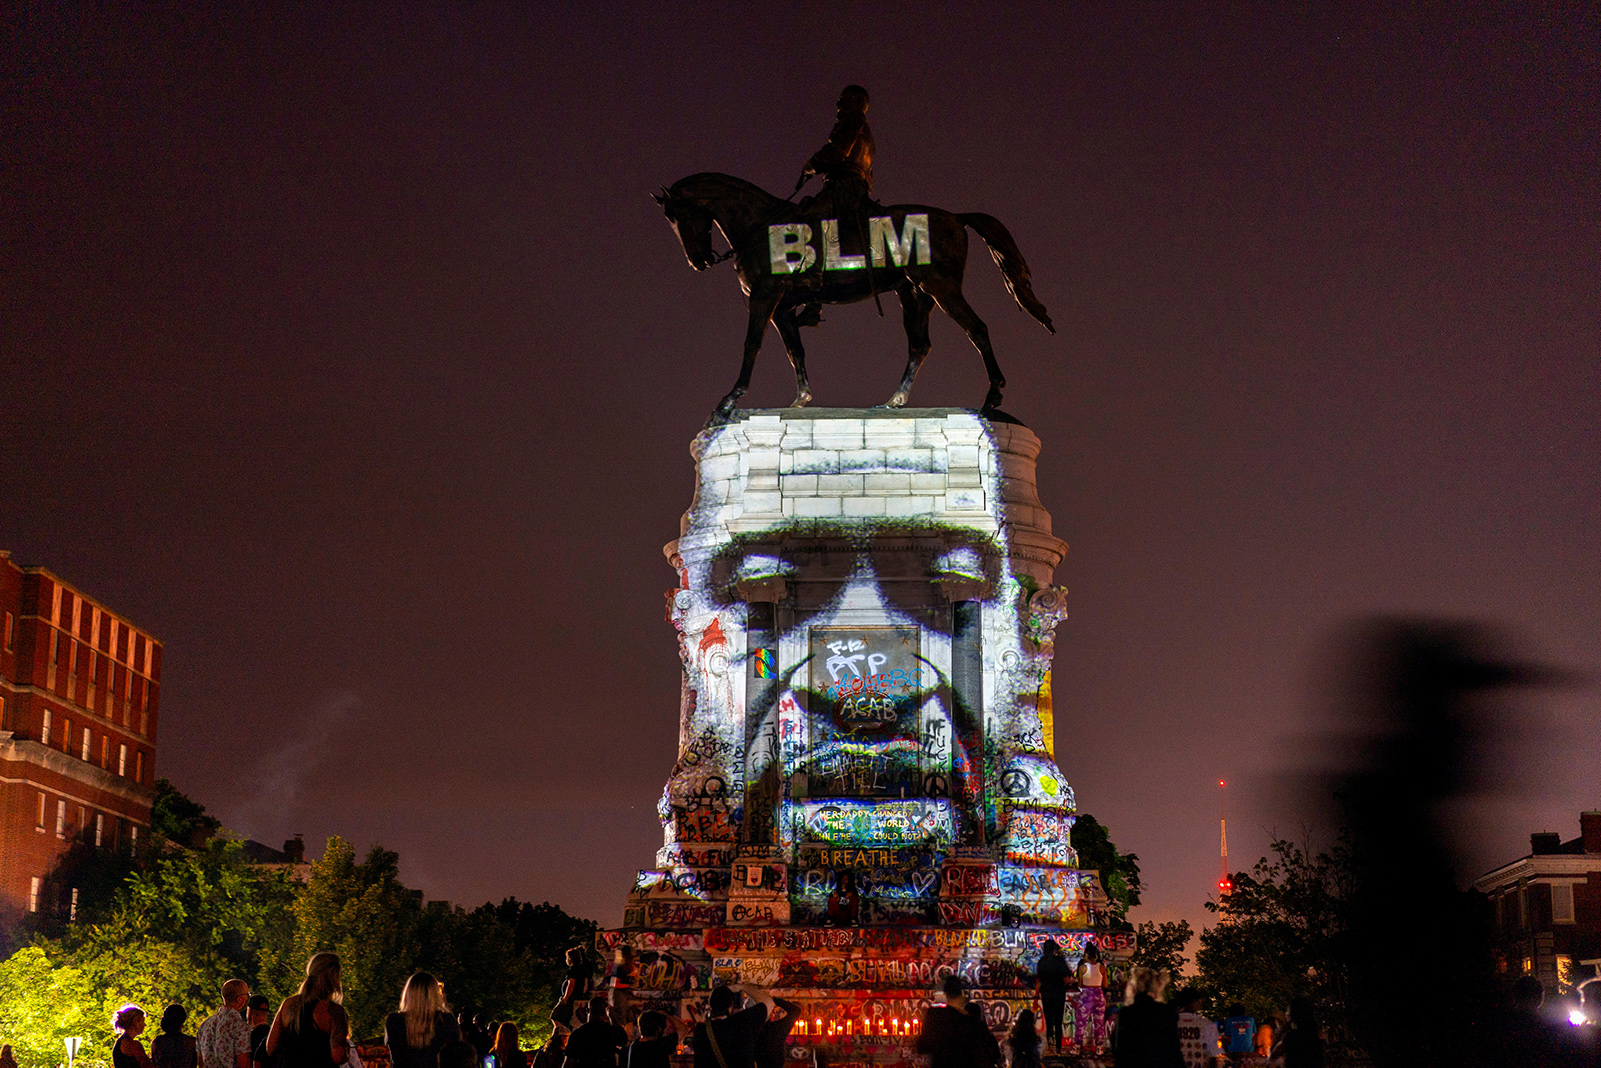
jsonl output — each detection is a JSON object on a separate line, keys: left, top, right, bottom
{"left": 769, "top": 215, "right": 933, "bottom": 274}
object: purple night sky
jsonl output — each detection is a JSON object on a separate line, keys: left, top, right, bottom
{"left": 4, "top": 5, "right": 1597, "bottom": 938}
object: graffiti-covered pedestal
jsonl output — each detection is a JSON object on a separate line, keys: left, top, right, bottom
{"left": 602, "top": 410, "right": 1125, "bottom": 1063}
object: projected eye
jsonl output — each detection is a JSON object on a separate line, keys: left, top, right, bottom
{"left": 735, "top": 553, "right": 793, "bottom": 582}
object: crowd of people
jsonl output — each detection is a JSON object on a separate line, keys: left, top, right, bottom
{"left": 50, "top": 943, "right": 1597, "bottom": 1068}
{"left": 98, "top": 954, "right": 539, "bottom": 1068}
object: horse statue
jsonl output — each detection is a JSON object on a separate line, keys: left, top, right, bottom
{"left": 654, "top": 172, "right": 1054, "bottom": 422}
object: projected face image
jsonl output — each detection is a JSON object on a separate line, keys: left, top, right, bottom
{"left": 659, "top": 413, "right": 1075, "bottom": 924}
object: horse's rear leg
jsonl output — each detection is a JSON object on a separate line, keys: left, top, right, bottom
{"left": 774, "top": 309, "right": 813, "bottom": 407}
{"left": 712, "top": 292, "right": 783, "bottom": 423}
{"left": 886, "top": 287, "right": 935, "bottom": 408}
{"left": 924, "top": 280, "right": 1006, "bottom": 411}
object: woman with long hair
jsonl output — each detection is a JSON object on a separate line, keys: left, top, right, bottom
{"left": 266, "top": 953, "right": 350, "bottom": 1068}
{"left": 385, "top": 972, "right": 461, "bottom": 1068}
{"left": 1073, "top": 942, "right": 1108, "bottom": 1055}
{"left": 112, "top": 1005, "right": 156, "bottom": 1068}
{"left": 554, "top": 948, "right": 591, "bottom": 1029}
{"left": 150, "top": 1005, "right": 197, "bottom": 1068}
{"left": 489, "top": 1023, "right": 525, "bottom": 1068}
{"left": 1007, "top": 1009, "right": 1041, "bottom": 1068}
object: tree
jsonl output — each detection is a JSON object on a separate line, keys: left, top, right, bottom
{"left": 291, "top": 838, "right": 422, "bottom": 1039}
{"left": 46, "top": 837, "right": 298, "bottom": 1010}
{"left": 2, "top": 783, "right": 597, "bottom": 1056}
{"left": 1132, "top": 919, "right": 1193, "bottom": 984}
{"left": 1196, "top": 836, "right": 1354, "bottom": 1025}
{"left": 150, "top": 779, "right": 222, "bottom": 848}
{"left": 1070, "top": 813, "right": 1143, "bottom": 928}
{"left": 0, "top": 947, "right": 117, "bottom": 1068}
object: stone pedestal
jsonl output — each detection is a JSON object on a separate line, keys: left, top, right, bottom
{"left": 600, "top": 410, "right": 1127, "bottom": 1062}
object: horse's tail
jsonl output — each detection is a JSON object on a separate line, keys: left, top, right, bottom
{"left": 958, "top": 212, "right": 1055, "bottom": 334}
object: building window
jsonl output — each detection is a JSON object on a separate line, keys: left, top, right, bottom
{"left": 69, "top": 886, "right": 79, "bottom": 921}
{"left": 37, "top": 792, "right": 46, "bottom": 828}
{"left": 100, "top": 735, "right": 108, "bottom": 767}
{"left": 94, "top": 812, "right": 104, "bottom": 847}
{"left": 55, "top": 799, "right": 66, "bottom": 837}
{"left": 118, "top": 744, "right": 127, "bottom": 776}
{"left": 42, "top": 708, "right": 51, "bottom": 746}
{"left": 4, "top": 610, "right": 12, "bottom": 651}
{"left": 1523, "top": 956, "right": 1534, "bottom": 975}
{"left": 129, "top": 825, "right": 138, "bottom": 849}
{"left": 80, "top": 728, "right": 91, "bottom": 761}
{"left": 61, "top": 719, "right": 70, "bottom": 752}
{"left": 135, "top": 750, "right": 144, "bottom": 783}
{"left": 0, "top": 693, "right": 6, "bottom": 730}
{"left": 1554, "top": 882, "right": 1577, "bottom": 924}
{"left": 28, "top": 877, "right": 40, "bottom": 913}
{"left": 1519, "top": 886, "right": 1529, "bottom": 929}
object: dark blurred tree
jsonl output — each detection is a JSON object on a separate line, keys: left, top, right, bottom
{"left": 1071, "top": 813, "right": 1143, "bottom": 928}
{"left": 1196, "top": 836, "right": 1353, "bottom": 1027}
{"left": 1132, "top": 919, "right": 1193, "bottom": 984}
{"left": 290, "top": 840, "right": 596, "bottom": 1043}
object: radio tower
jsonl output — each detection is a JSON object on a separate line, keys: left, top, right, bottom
{"left": 1218, "top": 780, "right": 1232, "bottom": 896}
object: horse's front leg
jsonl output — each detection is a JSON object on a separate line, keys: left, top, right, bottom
{"left": 773, "top": 307, "right": 813, "bottom": 407}
{"left": 711, "top": 290, "right": 784, "bottom": 424}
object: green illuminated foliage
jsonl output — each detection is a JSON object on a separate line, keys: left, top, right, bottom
{"left": 1, "top": 783, "right": 594, "bottom": 1053}
{"left": 290, "top": 838, "right": 420, "bottom": 1039}
{"left": 44, "top": 837, "right": 298, "bottom": 1009}
{"left": 0, "top": 947, "right": 116, "bottom": 1068}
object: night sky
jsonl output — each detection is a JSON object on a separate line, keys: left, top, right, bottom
{"left": 4, "top": 5, "right": 1597, "bottom": 939}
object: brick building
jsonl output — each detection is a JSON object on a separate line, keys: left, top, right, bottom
{"left": 0, "top": 550, "right": 159, "bottom": 932}
{"left": 1475, "top": 811, "right": 1601, "bottom": 994}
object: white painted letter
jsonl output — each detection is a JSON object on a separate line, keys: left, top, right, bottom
{"left": 769, "top": 223, "right": 816, "bottom": 274}
{"left": 870, "top": 214, "right": 933, "bottom": 267}
{"left": 822, "top": 219, "right": 866, "bottom": 270}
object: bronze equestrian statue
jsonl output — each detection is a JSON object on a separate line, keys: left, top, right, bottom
{"left": 655, "top": 91, "right": 1054, "bottom": 424}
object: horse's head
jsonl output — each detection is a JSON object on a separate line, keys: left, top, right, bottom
{"left": 654, "top": 185, "right": 720, "bottom": 271}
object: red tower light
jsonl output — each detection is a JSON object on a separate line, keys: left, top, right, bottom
{"left": 1218, "top": 779, "right": 1230, "bottom": 898}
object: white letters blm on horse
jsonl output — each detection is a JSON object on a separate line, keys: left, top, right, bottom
{"left": 769, "top": 214, "right": 933, "bottom": 274}
{"left": 655, "top": 173, "right": 1053, "bottom": 422}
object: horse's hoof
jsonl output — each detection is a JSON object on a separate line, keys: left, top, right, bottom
{"left": 981, "top": 388, "right": 1004, "bottom": 412}
{"left": 790, "top": 391, "right": 812, "bottom": 408}
{"left": 704, "top": 397, "right": 742, "bottom": 429}
{"left": 885, "top": 391, "right": 909, "bottom": 408}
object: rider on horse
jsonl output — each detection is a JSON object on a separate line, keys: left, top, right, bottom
{"left": 795, "top": 85, "right": 876, "bottom": 326}
{"left": 799, "top": 84, "right": 874, "bottom": 218}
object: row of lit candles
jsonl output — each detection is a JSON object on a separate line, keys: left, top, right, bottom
{"left": 790, "top": 1017, "right": 921, "bottom": 1039}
